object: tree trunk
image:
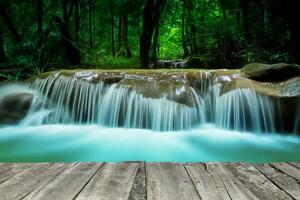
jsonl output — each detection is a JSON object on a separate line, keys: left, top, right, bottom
{"left": 182, "top": 1, "right": 189, "bottom": 57}
{"left": 0, "top": 4, "right": 22, "bottom": 42}
{"left": 151, "top": 19, "right": 160, "bottom": 64}
{"left": 240, "top": 0, "right": 251, "bottom": 41}
{"left": 182, "top": 0, "right": 197, "bottom": 55}
{"left": 37, "top": 0, "right": 44, "bottom": 68}
{"left": 140, "top": 0, "right": 165, "bottom": 68}
{"left": 118, "top": 15, "right": 132, "bottom": 58}
{"left": 55, "top": 17, "right": 80, "bottom": 65}
{"left": 63, "top": 0, "right": 67, "bottom": 21}
{"left": 281, "top": 1, "right": 300, "bottom": 60}
{"left": 54, "top": 0, "right": 80, "bottom": 65}
{"left": 37, "top": 0, "right": 43, "bottom": 37}
{"left": 109, "top": 2, "right": 115, "bottom": 56}
{"left": 0, "top": 25, "right": 7, "bottom": 63}
{"left": 74, "top": 0, "right": 80, "bottom": 41}
{"left": 220, "top": 0, "right": 227, "bottom": 20}
{"left": 88, "top": 0, "right": 93, "bottom": 48}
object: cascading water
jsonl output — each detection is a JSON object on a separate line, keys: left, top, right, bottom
{"left": 211, "top": 87, "right": 276, "bottom": 133}
{"left": 26, "top": 76, "right": 206, "bottom": 131}
{"left": 23, "top": 72, "right": 279, "bottom": 133}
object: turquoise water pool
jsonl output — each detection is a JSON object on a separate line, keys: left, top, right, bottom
{"left": 1, "top": 124, "right": 299, "bottom": 162}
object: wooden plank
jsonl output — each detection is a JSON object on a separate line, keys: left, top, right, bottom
{"left": 128, "top": 162, "right": 146, "bottom": 200}
{"left": 271, "top": 163, "right": 300, "bottom": 181}
{"left": 146, "top": 163, "right": 201, "bottom": 200}
{"left": 185, "top": 163, "right": 231, "bottom": 200}
{"left": 0, "top": 163, "right": 73, "bottom": 200}
{"left": 289, "top": 162, "right": 300, "bottom": 169}
{"left": 254, "top": 163, "right": 300, "bottom": 200}
{"left": 23, "top": 163, "right": 102, "bottom": 200}
{"left": 225, "top": 163, "right": 292, "bottom": 200}
{"left": 206, "top": 163, "right": 259, "bottom": 200}
{"left": 0, "top": 163, "right": 36, "bottom": 184}
{"left": 75, "top": 162, "right": 139, "bottom": 200}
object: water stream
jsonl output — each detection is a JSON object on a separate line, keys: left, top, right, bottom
{"left": 0, "top": 73, "right": 299, "bottom": 162}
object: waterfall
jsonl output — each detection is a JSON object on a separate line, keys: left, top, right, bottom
{"left": 20, "top": 73, "right": 286, "bottom": 133}
{"left": 27, "top": 76, "right": 205, "bottom": 131}
{"left": 210, "top": 87, "right": 276, "bottom": 133}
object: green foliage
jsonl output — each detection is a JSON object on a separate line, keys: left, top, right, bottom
{"left": 82, "top": 49, "right": 140, "bottom": 69}
{"left": 0, "top": 0, "right": 299, "bottom": 78}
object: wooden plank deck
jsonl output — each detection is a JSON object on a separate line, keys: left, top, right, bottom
{"left": 0, "top": 163, "right": 299, "bottom": 200}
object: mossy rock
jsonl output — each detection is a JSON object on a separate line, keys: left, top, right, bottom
{"left": 242, "top": 63, "right": 300, "bottom": 82}
{"left": 0, "top": 93, "right": 33, "bottom": 124}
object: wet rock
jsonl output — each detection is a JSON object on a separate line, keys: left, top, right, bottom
{"left": 242, "top": 63, "right": 300, "bottom": 82}
{"left": 120, "top": 74, "right": 197, "bottom": 107}
{"left": 0, "top": 93, "right": 33, "bottom": 124}
{"left": 157, "top": 60, "right": 187, "bottom": 68}
{"left": 221, "top": 76, "right": 300, "bottom": 98}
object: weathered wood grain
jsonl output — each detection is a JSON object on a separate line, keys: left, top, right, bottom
{"left": 206, "top": 163, "right": 259, "bottom": 200}
{"left": 254, "top": 163, "right": 300, "bottom": 200}
{"left": 185, "top": 163, "right": 231, "bottom": 200}
{"left": 289, "top": 162, "right": 300, "bottom": 169}
{"left": 225, "top": 163, "right": 292, "bottom": 200}
{"left": 23, "top": 162, "right": 101, "bottom": 200}
{"left": 146, "top": 163, "right": 201, "bottom": 200}
{"left": 128, "top": 162, "right": 146, "bottom": 200}
{"left": 290, "top": 162, "right": 300, "bottom": 170}
{"left": 0, "top": 163, "right": 71, "bottom": 200}
{"left": 271, "top": 163, "right": 300, "bottom": 181}
{"left": 75, "top": 162, "right": 139, "bottom": 200}
{"left": 0, "top": 162, "right": 299, "bottom": 200}
{"left": 0, "top": 163, "right": 35, "bottom": 184}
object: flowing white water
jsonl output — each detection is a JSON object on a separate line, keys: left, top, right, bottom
{"left": 211, "top": 87, "right": 276, "bottom": 133}
{"left": 27, "top": 76, "right": 205, "bottom": 131}
{"left": 23, "top": 75, "right": 282, "bottom": 132}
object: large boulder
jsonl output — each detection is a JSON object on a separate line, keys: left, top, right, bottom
{"left": 0, "top": 93, "right": 33, "bottom": 124}
{"left": 242, "top": 63, "right": 300, "bottom": 82}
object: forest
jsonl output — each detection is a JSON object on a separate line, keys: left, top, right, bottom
{"left": 0, "top": 0, "right": 300, "bottom": 80}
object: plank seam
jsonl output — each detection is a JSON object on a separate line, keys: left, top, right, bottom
{"left": 19, "top": 188, "right": 36, "bottom": 200}
{"left": 252, "top": 164, "right": 296, "bottom": 200}
{"left": 128, "top": 162, "right": 146, "bottom": 200}
{"left": 20, "top": 163, "right": 77, "bottom": 199}
{"left": 204, "top": 163, "right": 233, "bottom": 200}
{"left": 72, "top": 163, "right": 105, "bottom": 200}
{"left": 0, "top": 163, "right": 44, "bottom": 186}
{"left": 183, "top": 163, "right": 203, "bottom": 200}
{"left": 269, "top": 164, "right": 300, "bottom": 184}
{"left": 288, "top": 163, "right": 300, "bottom": 170}
{"left": 145, "top": 162, "right": 148, "bottom": 200}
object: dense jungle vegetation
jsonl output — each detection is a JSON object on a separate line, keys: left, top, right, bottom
{"left": 0, "top": 0, "right": 299, "bottom": 80}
